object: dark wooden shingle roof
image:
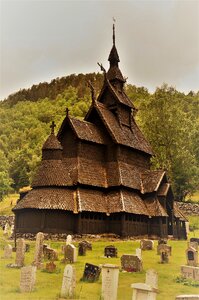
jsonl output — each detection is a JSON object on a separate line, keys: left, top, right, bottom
{"left": 42, "top": 134, "right": 63, "bottom": 150}
{"left": 141, "top": 170, "right": 165, "bottom": 194}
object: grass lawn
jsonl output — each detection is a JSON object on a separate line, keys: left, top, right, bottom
{"left": 0, "top": 230, "right": 199, "bottom": 300}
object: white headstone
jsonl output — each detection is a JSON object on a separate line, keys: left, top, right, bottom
{"left": 66, "top": 235, "right": 72, "bottom": 245}
{"left": 20, "top": 265, "right": 36, "bottom": 292}
{"left": 145, "top": 269, "right": 158, "bottom": 290}
{"left": 136, "top": 248, "right": 142, "bottom": 260}
{"left": 4, "top": 244, "right": 12, "bottom": 259}
{"left": 61, "top": 264, "right": 76, "bottom": 298}
{"left": 101, "top": 264, "right": 119, "bottom": 300}
{"left": 131, "top": 283, "right": 157, "bottom": 300}
{"left": 33, "top": 232, "right": 44, "bottom": 268}
{"left": 176, "top": 295, "right": 199, "bottom": 300}
{"left": 15, "top": 238, "right": 26, "bottom": 267}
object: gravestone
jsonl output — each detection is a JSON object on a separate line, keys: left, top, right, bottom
{"left": 82, "top": 240, "right": 92, "bottom": 250}
{"left": 140, "top": 240, "right": 154, "bottom": 250}
{"left": 20, "top": 265, "right": 36, "bottom": 292}
{"left": 46, "top": 261, "right": 56, "bottom": 273}
{"left": 160, "top": 250, "right": 169, "bottom": 263}
{"left": 157, "top": 244, "right": 172, "bottom": 255}
{"left": 181, "top": 265, "right": 199, "bottom": 280}
{"left": 44, "top": 247, "right": 58, "bottom": 261}
{"left": 10, "top": 225, "right": 14, "bottom": 235}
{"left": 136, "top": 248, "right": 142, "bottom": 260}
{"left": 78, "top": 242, "right": 87, "bottom": 256}
{"left": 121, "top": 255, "right": 143, "bottom": 272}
{"left": 189, "top": 242, "right": 198, "bottom": 251}
{"left": 4, "top": 244, "right": 12, "bottom": 259}
{"left": 131, "top": 269, "right": 158, "bottom": 300}
{"left": 3, "top": 223, "right": 9, "bottom": 235}
{"left": 60, "top": 264, "right": 76, "bottom": 298}
{"left": 145, "top": 269, "right": 158, "bottom": 290}
{"left": 176, "top": 295, "right": 199, "bottom": 300}
{"left": 64, "top": 244, "right": 77, "bottom": 263}
{"left": 158, "top": 239, "right": 167, "bottom": 245}
{"left": 15, "top": 238, "right": 26, "bottom": 267}
{"left": 82, "top": 263, "right": 101, "bottom": 282}
{"left": 104, "top": 245, "right": 117, "bottom": 258}
{"left": 186, "top": 246, "right": 198, "bottom": 267}
{"left": 66, "top": 235, "right": 72, "bottom": 245}
{"left": 190, "top": 238, "right": 199, "bottom": 245}
{"left": 101, "top": 264, "right": 119, "bottom": 300}
{"left": 33, "top": 232, "right": 44, "bottom": 268}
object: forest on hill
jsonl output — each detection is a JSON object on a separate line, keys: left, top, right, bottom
{"left": 0, "top": 73, "right": 198, "bottom": 201}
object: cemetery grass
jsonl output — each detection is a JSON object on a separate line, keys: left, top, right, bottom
{"left": 0, "top": 230, "right": 199, "bottom": 300}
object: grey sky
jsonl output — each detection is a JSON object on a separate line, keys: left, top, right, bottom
{"left": 0, "top": 0, "right": 199, "bottom": 100}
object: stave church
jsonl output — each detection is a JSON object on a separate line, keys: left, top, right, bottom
{"left": 13, "top": 26, "right": 187, "bottom": 239}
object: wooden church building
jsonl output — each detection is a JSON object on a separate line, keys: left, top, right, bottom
{"left": 13, "top": 26, "right": 187, "bottom": 239}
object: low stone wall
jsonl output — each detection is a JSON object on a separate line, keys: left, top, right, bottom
{"left": 0, "top": 215, "right": 14, "bottom": 228}
{"left": 176, "top": 202, "right": 199, "bottom": 216}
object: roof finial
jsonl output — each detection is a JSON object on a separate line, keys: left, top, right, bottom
{"left": 87, "top": 80, "right": 96, "bottom": 104}
{"left": 50, "top": 121, "right": 56, "bottom": 135}
{"left": 113, "top": 17, "right": 116, "bottom": 46}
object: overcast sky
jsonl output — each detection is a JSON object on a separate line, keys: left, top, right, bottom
{"left": 0, "top": 0, "right": 199, "bottom": 100}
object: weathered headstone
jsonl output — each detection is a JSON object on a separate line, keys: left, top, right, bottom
{"left": 181, "top": 265, "right": 199, "bottom": 280}
{"left": 4, "top": 244, "right": 12, "bottom": 259}
{"left": 78, "top": 242, "right": 87, "bottom": 256}
{"left": 33, "top": 232, "right": 44, "bottom": 268}
{"left": 145, "top": 269, "right": 158, "bottom": 290}
{"left": 186, "top": 246, "right": 198, "bottom": 267}
{"left": 160, "top": 250, "right": 169, "bottom": 263}
{"left": 15, "top": 238, "right": 26, "bottom": 267}
{"left": 176, "top": 295, "right": 199, "bottom": 300}
{"left": 190, "top": 238, "right": 199, "bottom": 245}
{"left": 60, "top": 264, "right": 76, "bottom": 298}
{"left": 104, "top": 245, "right": 117, "bottom": 258}
{"left": 82, "top": 240, "right": 92, "bottom": 250}
{"left": 131, "top": 269, "right": 158, "bottom": 300}
{"left": 189, "top": 242, "right": 198, "bottom": 252}
{"left": 101, "top": 264, "right": 119, "bottom": 300}
{"left": 64, "top": 244, "right": 77, "bottom": 263}
{"left": 140, "top": 239, "right": 154, "bottom": 250}
{"left": 46, "top": 261, "right": 56, "bottom": 273}
{"left": 157, "top": 244, "right": 172, "bottom": 255}
{"left": 66, "top": 235, "right": 72, "bottom": 245}
{"left": 82, "top": 263, "right": 101, "bottom": 282}
{"left": 20, "top": 265, "right": 36, "bottom": 292}
{"left": 136, "top": 248, "right": 142, "bottom": 260}
{"left": 121, "top": 255, "right": 143, "bottom": 272}
{"left": 44, "top": 247, "right": 58, "bottom": 261}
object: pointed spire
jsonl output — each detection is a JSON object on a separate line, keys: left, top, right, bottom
{"left": 107, "top": 23, "right": 125, "bottom": 84}
{"left": 50, "top": 121, "right": 56, "bottom": 135}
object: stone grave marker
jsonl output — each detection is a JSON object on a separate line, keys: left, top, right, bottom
{"left": 10, "top": 225, "right": 14, "bottom": 236}
{"left": 46, "top": 261, "right": 56, "bottom": 273}
{"left": 3, "top": 223, "right": 9, "bottom": 235}
{"left": 44, "top": 247, "right": 58, "bottom": 261}
{"left": 186, "top": 246, "right": 198, "bottom": 267}
{"left": 157, "top": 244, "right": 172, "bottom": 255}
{"left": 131, "top": 269, "right": 158, "bottom": 300}
{"left": 33, "top": 232, "right": 44, "bottom": 268}
{"left": 82, "top": 263, "right": 101, "bottom": 282}
{"left": 78, "top": 242, "right": 87, "bottom": 256}
{"left": 158, "top": 239, "right": 167, "bottom": 245}
{"left": 82, "top": 240, "right": 92, "bottom": 250}
{"left": 136, "top": 248, "right": 142, "bottom": 260}
{"left": 121, "top": 255, "right": 143, "bottom": 272}
{"left": 4, "top": 244, "right": 12, "bottom": 259}
{"left": 101, "top": 264, "right": 119, "bottom": 300}
{"left": 60, "top": 264, "right": 76, "bottom": 298}
{"left": 189, "top": 242, "right": 198, "bottom": 251}
{"left": 145, "top": 269, "right": 158, "bottom": 290}
{"left": 20, "top": 265, "right": 36, "bottom": 293}
{"left": 181, "top": 265, "right": 199, "bottom": 280}
{"left": 190, "top": 238, "right": 199, "bottom": 245}
{"left": 176, "top": 295, "right": 199, "bottom": 300}
{"left": 15, "top": 238, "right": 26, "bottom": 267}
{"left": 160, "top": 250, "right": 169, "bottom": 263}
{"left": 66, "top": 234, "right": 72, "bottom": 245}
{"left": 104, "top": 245, "right": 117, "bottom": 258}
{"left": 140, "top": 239, "right": 154, "bottom": 250}
{"left": 64, "top": 244, "right": 77, "bottom": 263}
